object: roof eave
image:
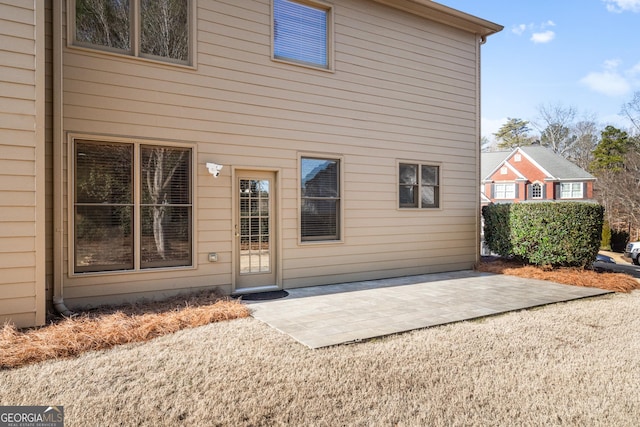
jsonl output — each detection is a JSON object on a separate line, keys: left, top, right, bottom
{"left": 370, "top": 0, "right": 503, "bottom": 37}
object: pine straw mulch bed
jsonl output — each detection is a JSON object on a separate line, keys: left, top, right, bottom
{"left": 3, "top": 262, "right": 639, "bottom": 371}
{"left": 475, "top": 257, "right": 640, "bottom": 293}
{"left": 0, "top": 291, "right": 249, "bottom": 370}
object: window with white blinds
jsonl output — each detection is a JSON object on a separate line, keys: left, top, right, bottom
{"left": 74, "top": 140, "right": 192, "bottom": 273}
{"left": 273, "top": 0, "right": 331, "bottom": 69}
{"left": 301, "top": 157, "right": 340, "bottom": 241}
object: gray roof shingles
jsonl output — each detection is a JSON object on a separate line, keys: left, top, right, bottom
{"left": 481, "top": 145, "right": 595, "bottom": 181}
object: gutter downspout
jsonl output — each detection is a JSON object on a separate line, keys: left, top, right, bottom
{"left": 475, "top": 34, "right": 483, "bottom": 264}
{"left": 52, "top": 0, "right": 74, "bottom": 317}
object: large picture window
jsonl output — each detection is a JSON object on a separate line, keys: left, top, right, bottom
{"left": 74, "top": 140, "right": 192, "bottom": 273}
{"left": 73, "top": 0, "right": 192, "bottom": 64}
{"left": 560, "top": 182, "right": 583, "bottom": 199}
{"left": 273, "top": 0, "right": 331, "bottom": 69}
{"left": 493, "top": 183, "right": 516, "bottom": 200}
{"left": 399, "top": 163, "right": 440, "bottom": 208}
{"left": 301, "top": 157, "right": 340, "bottom": 241}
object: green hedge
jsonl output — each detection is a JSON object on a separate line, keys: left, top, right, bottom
{"left": 482, "top": 202, "right": 604, "bottom": 267}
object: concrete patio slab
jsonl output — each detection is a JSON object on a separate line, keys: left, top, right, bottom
{"left": 244, "top": 270, "right": 611, "bottom": 349}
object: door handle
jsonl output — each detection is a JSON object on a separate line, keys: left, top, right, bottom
{"left": 234, "top": 224, "right": 240, "bottom": 237}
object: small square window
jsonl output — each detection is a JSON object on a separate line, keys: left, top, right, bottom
{"left": 273, "top": 0, "right": 331, "bottom": 69}
{"left": 399, "top": 163, "right": 440, "bottom": 209}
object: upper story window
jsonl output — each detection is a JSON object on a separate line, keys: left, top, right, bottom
{"left": 72, "top": 0, "right": 192, "bottom": 65}
{"left": 560, "top": 182, "right": 583, "bottom": 199}
{"left": 399, "top": 163, "right": 440, "bottom": 209}
{"left": 74, "top": 139, "right": 192, "bottom": 273}
{"left": 273, "top": 0, "right": 332, "bottom": 70}
{"left": 494, "top": 183, "right": 516, "bottom": 200}
{"left": 301, "top": 157, "right": 341, "bottom": 241}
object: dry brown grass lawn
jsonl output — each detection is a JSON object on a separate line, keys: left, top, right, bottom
{"left": 1, "top": 292, "right": 639, "bottom": 426}
{"left": 2, "top": 261, "right": 637, "bottom": 371}
{"left": 0, "top": 291, "right": 249, "bottom": 370}
{"left": 475, "top": 258, "right": 640, "bottom": 293}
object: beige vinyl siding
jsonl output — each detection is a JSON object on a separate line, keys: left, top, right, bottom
{"left": 45, "top": 1, "right": 54, "bottom": 303}
{"left": 0, "top": 1, "right": 46, "bottom": 327}
{"left": 59, "top": 0, "right": 482, "bottom": 304}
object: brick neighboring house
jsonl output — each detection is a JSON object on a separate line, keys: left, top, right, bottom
{"left": 481, "top": 145, "right": 596, "bottom": 204}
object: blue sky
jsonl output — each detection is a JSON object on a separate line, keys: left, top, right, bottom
{"left": 436, "top": 0, "right": 640, "bottom": 140}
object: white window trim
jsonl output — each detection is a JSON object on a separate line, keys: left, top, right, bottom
{"left": 531, "top": 182, "right": 543, "bottom": 199}
{"left": 560, "top": 182, "right": 583, "bottom": 199}
{"left": 298, "top": 152, "right": 344, "bottom": 245}
{"left": 271, "top": 0, "right": 335, "bottom": 72}
{"left": 67, "top": 134, "right": 197, "bottom": 277}
{"left": 67, "top": 0, "right": 198, "bottom": 68}
{"left": 494, "top": 183, "right": 516, "bottom": 200}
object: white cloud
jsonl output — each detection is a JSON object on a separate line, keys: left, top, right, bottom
{"left": 513, "top": 21, "right": 557, "bottom": 44}
{"left": 580, "top": 60, "right": 632, "bottom": 96}
{"left": 629, "top": 62, "right": 640, "bottom": 75}
{"left": 512, "top": 24, "right": 527, "bottom": 35}
{"left": 604, "top": 59, "right": 622, "bottom": 69}
{"left": 531, "top": 31, "right": 556, "bottom": 44}
{"left": 603, "top": 0, "right": 640, "bottom": 12}
{"left": 581, "top": 71, "right": 630, "bottom": 96}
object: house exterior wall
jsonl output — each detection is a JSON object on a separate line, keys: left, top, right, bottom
{"left": 53, "top": 0, "right": 485, "bottom": 307}
{"left": 0, "top": 1, "right": 46, "bottom": 327}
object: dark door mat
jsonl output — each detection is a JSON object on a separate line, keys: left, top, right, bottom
{"left": 237, "top": 290, "right": 289, "bottom": 301}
